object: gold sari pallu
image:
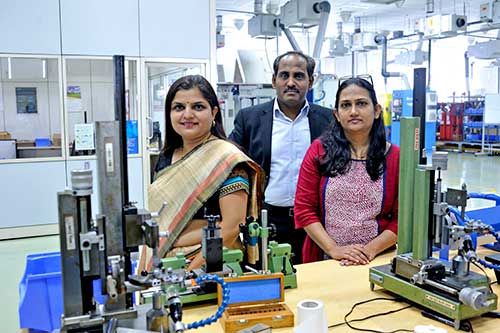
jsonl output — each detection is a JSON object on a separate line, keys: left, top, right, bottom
{"left": 138, "top": 139, "right": 263, "bottom": 271}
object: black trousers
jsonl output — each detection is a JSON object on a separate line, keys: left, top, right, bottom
{"left": 263, "top": 203, "right": 306, "bottom": 265}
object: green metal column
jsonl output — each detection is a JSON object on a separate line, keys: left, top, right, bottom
{"left": 397, "top": 117, "right": 421, "bottom": 254}
{"left": 413, "top": 167, "right": 431, "bottom": 260}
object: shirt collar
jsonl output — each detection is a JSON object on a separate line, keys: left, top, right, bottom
{"left": 273, "top": 98, "right": 310, "bottom": 120}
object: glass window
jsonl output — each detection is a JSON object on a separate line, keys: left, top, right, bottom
{"left": 65, "top": 57, "right": 139, "bottom": 156}
{"left": 0, "top": 56, "right": 63, "bottom": 160}
{"left": 145, "top": 62, "right": 205, "bottom": 153}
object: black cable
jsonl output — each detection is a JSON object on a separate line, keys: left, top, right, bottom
{"left": 462, "top": 320, "right": 474, "bottom": 333}
{"left": 472, "top": 261, "right": 493, "bottom": 293}
{"left": 328, "top": 297, "right": 413, "bottom": 333}
{"left": 329, "top": 304, "right": 413, "bottom": 328}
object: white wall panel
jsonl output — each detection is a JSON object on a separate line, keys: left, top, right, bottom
{"left": 60, "top": 0, "right": 140, "bottom": 56}
{"left": 0, "top": 160, "right": 66, "bottom": 228}
{"left": 139, "top": 0, "right": 210, "bottom": 59}
{"left": 0, "top": 0, "right": 61, "bottom": 54}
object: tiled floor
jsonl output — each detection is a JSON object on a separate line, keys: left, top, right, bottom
{"left": 2, "top": 152, "right": 500, "bottom": 333}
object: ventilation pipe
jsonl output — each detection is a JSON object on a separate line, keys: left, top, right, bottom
{"left": 426, "top": 0, "right": 434, "bottom": 14}
{"left": 374, "top": 34, "right": 410, "bottom": 89}
{"left": 312, "top": 1, "right": 331, "bottom": 60}
{"left": 254, "top": 0, "right": 264, "bottom": 14}
{"left": 337, "top": 22, "right": 343, "bottom": 37}
{"left": 354, "top": 16, "right": 361, "bottom": 34}
{"left": 465, "top": 51, "right": 470, "bottom": 99}
{"left": 279, "top": 22, "right": 302, "bottom": 52}
{"left": 216, "top": 15, "right": 223, "bottom": 34}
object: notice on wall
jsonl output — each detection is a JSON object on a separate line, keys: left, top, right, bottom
{"left": 16, "top": 87, "right": 37, "bottom": 113}
{"left": 67, "top": 85, "right": 83, "bottom": 112}
{"left": 74, "top": 123, "right": 95, "bottom": 151}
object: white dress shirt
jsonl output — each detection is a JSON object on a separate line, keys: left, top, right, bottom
{"left": 264, "top": 98, "right": 311, "bottom": 207}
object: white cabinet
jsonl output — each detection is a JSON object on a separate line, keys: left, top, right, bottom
{"left": 60, "top": 0, "right": 140, "bottom": 56}
{"left": 0, "top": 0, "right": 61, "bottom": 54}
{"left": 139, "top": 0, "right": 210, "bottom": 58}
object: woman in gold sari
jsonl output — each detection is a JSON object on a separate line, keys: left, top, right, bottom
{"left": 140, "top": 75, "right": 262, "bottom": 271}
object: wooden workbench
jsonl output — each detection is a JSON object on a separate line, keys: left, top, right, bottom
{"left": 183, "top": 248, "right": 500, "bottom": 333}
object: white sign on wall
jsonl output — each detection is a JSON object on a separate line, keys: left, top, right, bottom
{"left": 485, "top": 94, "right": 500, "bottom": 124}
{"left": 74, "top": 123, "right": 95, "bottom": 150}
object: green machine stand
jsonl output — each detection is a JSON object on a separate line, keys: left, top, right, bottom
{"left": 268, "top": 241, "right": 298, "bottom": 289}
{"left": 369, "top": 117, "right": 497, "bottom": 330}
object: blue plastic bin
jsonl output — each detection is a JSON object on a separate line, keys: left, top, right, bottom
{"left": 35, "top": 138, "right": 51, "bottom": 147}
{"left": 19, "top": 252, "right": 137, "bottom": 332}
{"left": 19, "top": 252, "right": 62, "bottom": 332}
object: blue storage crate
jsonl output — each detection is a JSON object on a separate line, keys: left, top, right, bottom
{"left": 19, "top": 252, "right": 62, "bottom": 332}
{"left": 19, "top": 252, "right": 138, "bottom": 332}
{"left": 35, "top": 138, "right": 51, "bottom": 147}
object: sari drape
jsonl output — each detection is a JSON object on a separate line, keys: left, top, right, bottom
{"left": 138, "top": 139, "right": 262, "bottom": 271}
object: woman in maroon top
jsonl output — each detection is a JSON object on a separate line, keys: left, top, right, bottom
{"left": 294, "top": 77, "right": 400, "bottom": 265}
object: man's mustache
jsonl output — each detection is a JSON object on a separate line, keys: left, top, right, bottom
{"left": 284, "top": 88, "right": 299, "bottom": 93}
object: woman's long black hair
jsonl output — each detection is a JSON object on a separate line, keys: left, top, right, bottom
{"left": 319, "top": 77, "right": 387, "bottom": 181}
{"left": 162, "top": 75, "right": 226, "bottom": 154}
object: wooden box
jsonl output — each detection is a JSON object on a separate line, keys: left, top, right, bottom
{"left": 217, "top": 273, "right": 294, "bottom": 333}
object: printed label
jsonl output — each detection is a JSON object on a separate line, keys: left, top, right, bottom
{"left": 64, "top": 215, "right": 76, "bottom": 250}
{"left": 415, "top": 127, "right": 420, "bottom": 151}
{"left": 424, "top": 294, "right": 456, "bottom": 310}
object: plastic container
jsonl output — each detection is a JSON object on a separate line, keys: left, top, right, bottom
{"left": 19, "top": 252, "right": 62, "bottom": 332}
{"left": 19, "top": 252, "right": 137, "bottom": 331}
{"left": 35, "top": 138, "right": 51, "bottom": 147}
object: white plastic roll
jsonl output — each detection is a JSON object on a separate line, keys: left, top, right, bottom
{"left": 294, "top": 299, "right": 328, "bottom": 333}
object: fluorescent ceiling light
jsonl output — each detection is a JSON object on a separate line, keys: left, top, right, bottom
{"left": 360, "top": 0, "right": 401, "bottom": 4}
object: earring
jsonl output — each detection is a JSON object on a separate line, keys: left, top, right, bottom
{"left": 212, "top": 120, "right": 216, "bottom": 128}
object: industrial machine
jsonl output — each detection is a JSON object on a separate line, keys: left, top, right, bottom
{"left": 157, "top": 212, "right": 298, "bottom": 306}
{"left": 391, "top": 89, "right": 437, "bottom": 156}
{"left": 369, "top": 117, "right": 498, "bottom": 330}
{"left": 57, "top": 56, "right": 229, "bottom": 333}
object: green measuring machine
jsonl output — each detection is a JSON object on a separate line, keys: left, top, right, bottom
{"left": 369, "top": 117, "right": 497, "bottom": 330}
{"left": 149, "top": 210, "right": 298, "bottom": 305}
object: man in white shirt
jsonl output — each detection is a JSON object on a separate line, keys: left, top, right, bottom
{"left": 230, "top": 51, "right": 332, "bottom": 264}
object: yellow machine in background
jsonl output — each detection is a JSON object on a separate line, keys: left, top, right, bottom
{"left": 379, "top": 92, "right": 392, "bottom": 141}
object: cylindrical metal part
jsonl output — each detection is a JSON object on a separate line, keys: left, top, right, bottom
{"left": 146, "top": 291, "right": 169, "bottom": 332}
{"left": 397, "top": 117, "right": 420, "bottom": 254}
{"left": 423, "top": 278, "right": 458, "bottom": 295}
{"left": 452, "top": 254, "right": 469, "bottom": 277}
{"left": 413, "top": 167, "right": 431, "bottom": 260}
{"left": 261, "top": 209, "right": 268, "bottom": 272}
{"left": 71, "top": 169, "right": 93, "bottom": 195}
{"left": 459, "top": 287, "right": 488, "bottom": 310}
{"left": 153, "top": 291, "right": 162, "bottom": 310}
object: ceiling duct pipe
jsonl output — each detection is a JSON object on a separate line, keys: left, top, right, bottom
{"left": 312, "top": 1, "right": 331, "bottom": 60}
{"left": 374, "top": 34, "right": 410, "bottom": 89}
{"left": 426, "top": 0, "right": 434, "bottom": 14}
{"left": 465, "top": 51, "right": 470, "bottom": 99}
{"left": 216, "top": 15, "right": 223, "bottom": 34}
{"left": 354, "top": 16, "right": 361, "bottom": 34}
{"left": 279, "top": 21, "right": 302, "bottom": 52}
{"left": 254, "top": 0, "right": 264, "bottom": 14}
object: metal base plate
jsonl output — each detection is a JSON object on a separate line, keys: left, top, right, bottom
{"left": 369, "top": 264, "right": 497, "bottom": 329}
